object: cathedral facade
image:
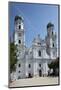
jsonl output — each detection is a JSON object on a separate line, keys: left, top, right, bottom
{"left": 11, "top": 16, "right": 58, "bottom": 80}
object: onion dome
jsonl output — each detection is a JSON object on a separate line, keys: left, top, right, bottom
{"left": 47, "top": 22, "right": 54, "bottom": 29}
{"left": 15, "top": 15, "right": 23, "bottom": 21}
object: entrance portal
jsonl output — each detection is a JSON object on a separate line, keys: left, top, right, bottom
{"left": 39, "top": 69, "right": 42, "bottom": 77}
{"left": 28, "top": 73, "right": 32, "bottom": 78}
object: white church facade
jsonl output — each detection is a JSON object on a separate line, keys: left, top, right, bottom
{"left": 11, "top": 16, "right": 58, "bottom": 80}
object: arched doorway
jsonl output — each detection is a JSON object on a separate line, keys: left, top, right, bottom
{"left": 39, "top": 69, "right": 42, "bottom": 77}
{"left": 28, "top": 73, "right": 32, "bottom": 78}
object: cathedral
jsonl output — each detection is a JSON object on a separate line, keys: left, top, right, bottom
{"left": 11, "top": 15, "right": 58, "bottom": 80}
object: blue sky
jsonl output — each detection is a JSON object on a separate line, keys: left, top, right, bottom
{"left": 9, "top": 2, "right": 58, "bottom": 47}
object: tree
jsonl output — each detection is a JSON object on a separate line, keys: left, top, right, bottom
{"left": 48, "top": 57, "right": 59, "bottom": 69}
{"left": 48, "top": 57, "right": 59, "bottom": 76}
{"left": 10, "top": 42, "right": 17, "bottom": 73}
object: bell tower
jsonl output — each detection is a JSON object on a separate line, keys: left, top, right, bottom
{"left": 14, "top": 16, "right": 25, "bottom": 46}
{"left": 46, "top": 22, "right": 57, "bottom": 59}
{"left": 14, "top": 16, "right": 26, "bottom": 79}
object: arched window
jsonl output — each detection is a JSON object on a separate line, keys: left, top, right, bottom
{"left": 52, "top": 31, "right": 53, "bottom": 35}
{"left": 39, "top": 64, "right": 41, "bottom": 67}
{"left": 18, "top": 64, "right": 21, "bottom": 67}
{"left": 18, "top": 71, "right": 21, "bottom": 73}
{"left": 38, "top": 50, "right": 41, "bottom": 56}
{"left": 53, "top": 43, "right": 54, "bottom": 47}
{"left": 19, "top": 25, "right": 21, "bottom": 29}
{"left": 28, "top": 64, "right": 31, "bottom": 68}
{"left": 18, "top": 40, "right": 21, "bottom": 44}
